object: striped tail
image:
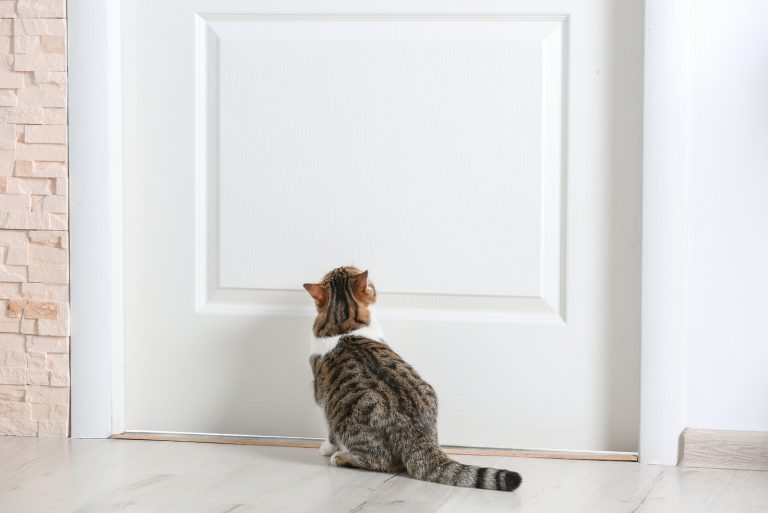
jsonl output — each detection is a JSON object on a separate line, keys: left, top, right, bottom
{"left": 403, "top": 440, "right": 522, "bottom": 492}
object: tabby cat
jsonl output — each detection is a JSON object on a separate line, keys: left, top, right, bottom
{"left": 303, "top": 266, "right": 522, "bottom": 492}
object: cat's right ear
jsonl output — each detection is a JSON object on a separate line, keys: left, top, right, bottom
{"left": 303, "top": 283, "right": 327, "bottom": 306}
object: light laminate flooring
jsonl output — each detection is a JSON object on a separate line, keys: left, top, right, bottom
{"left": 1, "top": 438, "right": 767, "bottom": 513}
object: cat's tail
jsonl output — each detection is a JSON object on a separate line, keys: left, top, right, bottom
{"left": 402, "top": 439, "right": 521, "bottom": 492}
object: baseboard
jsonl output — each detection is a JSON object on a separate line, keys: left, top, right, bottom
{"left": 680, "top": 428, "right": 768, "bottom": 471}
{"left": 111, "top": 432, "right": 638, "bottom": 462}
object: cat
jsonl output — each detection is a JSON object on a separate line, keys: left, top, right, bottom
{"left": 303, "top": 266, "right": 522, "bottom": 492}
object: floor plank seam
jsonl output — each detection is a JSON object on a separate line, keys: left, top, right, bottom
{"left": 629, "top": 468, "right": 666, "bottom": 513}
{"left": 348, "top": 472, "right": 402, "bottom": 513}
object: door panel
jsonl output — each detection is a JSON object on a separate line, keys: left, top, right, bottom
{"left": 123, "top": 0, "right": 643, "bottom": 451}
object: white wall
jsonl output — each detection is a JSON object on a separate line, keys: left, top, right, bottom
{"left": 685, "top": 0, "right": 768, "bottom": 431}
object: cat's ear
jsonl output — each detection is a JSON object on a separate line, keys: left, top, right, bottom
{"left": 352, "top": 270, "right": 373, "bottom": 301}
{"left": 303, "top": 283, "right": 326, "bottom": 305}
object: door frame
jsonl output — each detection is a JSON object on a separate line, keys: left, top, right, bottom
{"left": 69, "top": 0, "right": 689, "bottom": 464}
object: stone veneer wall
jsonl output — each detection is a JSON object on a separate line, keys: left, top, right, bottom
{"left": 0, "top": 0, "right": 69, "bottom": 437}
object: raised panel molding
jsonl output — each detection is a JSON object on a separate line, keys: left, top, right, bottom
{"left": 194, "top": 13, "right": 567, "bottom": 322}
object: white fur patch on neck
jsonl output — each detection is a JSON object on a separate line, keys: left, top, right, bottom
{"left": 310, "top": 316, "right": 385, "bottom": 357}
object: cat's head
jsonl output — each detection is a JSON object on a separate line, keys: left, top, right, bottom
{"left": 303, "top": 266, "right": 377, "bottom": 337}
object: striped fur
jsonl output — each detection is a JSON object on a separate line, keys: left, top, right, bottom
{"left": 303, "top": 267, "right": 522, "bottom": 492}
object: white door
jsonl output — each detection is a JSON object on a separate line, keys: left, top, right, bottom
{"left": 122, "top": 0, "right": 643, "bottom": 452}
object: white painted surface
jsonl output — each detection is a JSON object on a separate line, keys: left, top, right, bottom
{"left": 2, "top": 438, "right": 768, "bottom": 513}
{"left": 639, "top": 0, "right": 691, "bottom": 465}
{"left": 216, "top": 20, "right": 554, "bottom": 298}
{"left": 122, "top": 0, "right": 643, "bottom": 451}
{"left": 641, "top": 0, "right": 768, "bottom": 464}
{"left": 69, "top": 0, "right": 124, "bottom": 438}
{"left": 685, "top": 0, "right": 768, "bottom": 433}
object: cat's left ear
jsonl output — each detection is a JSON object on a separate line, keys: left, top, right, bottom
{"left": 303, "top": 283, "right": 326, "bottom": 306}
{"left": 352, "top": 270, "right": 374, "bottom": 301}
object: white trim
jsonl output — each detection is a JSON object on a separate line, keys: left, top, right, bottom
{"left": 69, "top": 0, "right": 124, "bottom": 438}
{"left": 639, "top": 0, "right": 692, "bottom": 464}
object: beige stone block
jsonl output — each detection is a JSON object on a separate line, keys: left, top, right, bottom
{"left": 26, "top": 350, "right": 44, "bottom": 369}
{"left": 25, "top": 384, "right": 67, "bottom": 403}
{"left": 7, "top": 298, "right": 25, "bottom": 317}
{"left": 0, "top": 366, "right": 25, "bottom": 384}
{"left": 29, "top": 244, "right": 66, "bottom": 264}
{"left": 0, "top": 55, "right": 12, "bottom": 73}
{"left": 0, "top": 349, "right": 25, "bottom": 367}
{"left": 54, "top": 176, "right": 66, "bottom": 195}
{"left": 32, "top": 71, "right": 65, "bottom": 86}
{"left": 0, "top": 89, "right": 16, "bottom": 107}
{"left": 26, "top": 335, "right": 66, "bottom": 352}
{"left": 0, "top": 417, "right": 38, "bottom": 436}
{"left": 27, "top": 264, "right": 67, "bottom": 284}
{"left": 14, "top": 159, "right": 33, "bottom": 176}
{"left": 18, "top": 87, "right": 65, "bottom": 107}
{"left": 0, "top": 2, "right": 16, "bottom": 18}
{"left": 0, "top": 264, "right": 26, "bottom": 281}
{"left": 26, "top": 367, "right": 48, "bottom": 385}
{"left": 0, "top": 193, "right": 30, "bottom": 212}
{"left": 37, "top": 419, "right": 67, "bottom": 437}
{"left": 6, "top": 245, "right": 29, "bottom": 265}
{"left": 0, "top": 19, "right": 10, "bottom": 35}
{"left": 24, "top": 301, "right": 59, "bottom": 319}
{"left": 0, "top": 158, "right": 12, "bottom": 175}
{"left": 0, "top": 211, "right": 51, "bottom": 229}
{"left": 28, "top": 230, "right": 64, "bottom": 246}
{"left": 27, "top": 335, "right": 69, "bottom": 356}
{"left": 0, "top": 71, "right": 23, "bottom": 88}
{"left": 0, "top": 106, "right": 42, "bottom": 123}
{"left": 46, "top": 352, "right": 67, "bottom": 370}
{"left": 0, "top": 123, "right": 13, "bottom": 140}
{"left": 0, "top": 332, "right": 23, "bottom": 350}
{"left": 17, "top": 0, "right": 66, "bottom": 19}
{"left": 40, "top": 35, "right": 64, "bottom": 53}
{"left": 33, "top": 161, "right": 65, "bottom": 177}
{"left": 48, "top": 212, "right": 66, "bottom": 229}
{"left": 41, "top": 194, "right": 66, "bottom": 213}
{"left": 12, "top": 35, "right": 38, "bottom": 54}
{"left": 49, "top": 369, "right": 67, "bottom": 386}
{"left": 0, "top": 229, "right": 27, "bottom": 246}
{"left": 0, "top": 400, "right": 31, "bottom": 417}
{"left": 0, "top": 316, "right": 21, "bottom": 332}
{"left": 37, "top": 317, "right": 67, "bottom": 336}
{"left": 0, "top": 35, "right": 9, "bottom": 54}
{"left": 30, "top": 401, "right": 67, "bottom": 421}
{"left": 19, "top": 317, "right": 35, "bottom": 334}
{"left": 14, "top": 53, "right": 66, "bottom": 72}
{"left": 13, "top": 18, "right": 66, "bottom": 36}
{"left": 30, "top": 193, "right": 45, "bottom": 213}
{"left": 0, "top": 384, "right": 24, "bottom": 401}
{"left": 21, "top": 282, "right": 67, "bottom": 301}
{"left": 6, "top": 177, "right": 53, "bottom": 194}
{"left": 0, "top": 282, "right": 20, "bottom": 298}
{"left": 15, "top": 143, "right": 66, "bottom": 161}
{"left": 25, "top": 125, "right": 65, "bottom": 144}
{"left": 41, "top": 106, "right": 64, "bottom": 124}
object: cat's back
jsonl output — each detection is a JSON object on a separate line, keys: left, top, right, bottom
{"left": 312, "top": 336, "right": 437, "bottom": 422}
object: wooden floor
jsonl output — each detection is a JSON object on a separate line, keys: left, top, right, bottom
{"left": 1, "top": 438, "right": 767, "bottom": 513}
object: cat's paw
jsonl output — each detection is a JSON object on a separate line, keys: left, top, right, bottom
{"left": 319, "top": 440, "right": 337, "bottom": 456}
{"left": 329, "top": 450, "right": 354, "bottom": 467}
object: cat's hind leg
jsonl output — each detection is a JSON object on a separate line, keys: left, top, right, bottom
{"left": 319, "top": 440, "right": 337, "bottom": 456}
{"left": 319, "top": 433, "right": 337, "bottom": 456}
{"left": 329, "top": 449, "right": 400, "bottom": 473}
